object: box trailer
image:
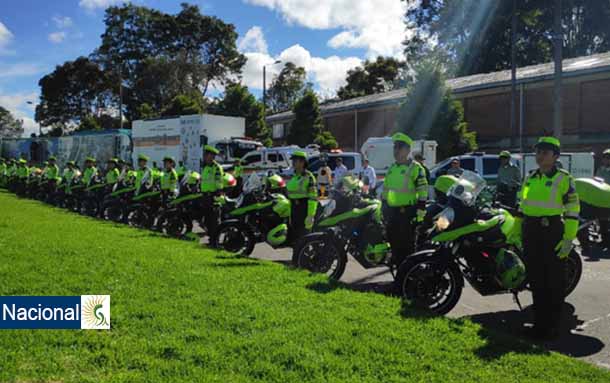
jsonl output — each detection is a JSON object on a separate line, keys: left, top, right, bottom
{"left": 132, "top": 114, "right": 245, "bottom": 171}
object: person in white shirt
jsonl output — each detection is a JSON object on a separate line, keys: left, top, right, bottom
{"left": 361, "top": 158, "right": 376, "bottom": 195}
{"left": 333, "top": 157, "right": 348, "bottom": 188}
{"left": 317, "top": 161, "right": 332, "bottom": 197}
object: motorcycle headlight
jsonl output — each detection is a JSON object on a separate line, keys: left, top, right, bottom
{"left": 321, "top": 199, "right": 336, "bottom": 219}
{"left": 434, "top": 207, "right": 455, "bottom": 232}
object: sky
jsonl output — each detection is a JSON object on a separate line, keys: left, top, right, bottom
{"left": 0, "top": 0, "right": 408, "bottom": 136}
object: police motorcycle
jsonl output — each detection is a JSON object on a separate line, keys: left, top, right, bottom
{"left": 396, "top": 170, "right": 582, "bottom": 315}
{"left": 100, "top": 178, "right": 137, "bottom": 222}
{"left": 155, "top": 171, "right": 240, "bottom": 240}
{"left": 575, "top": 177, "right": 610, "bottom": 258}
{"left": 124, "top": 172, "right": 164, "bottom": 229}
{"left": 212, "top": 173, "right": 290, "bottom": 256}
{"left": 79, "top": 175, "right": 110, "bottom": 217}
{"left": 292, "top": 175, "right": 392, "bottom": 281}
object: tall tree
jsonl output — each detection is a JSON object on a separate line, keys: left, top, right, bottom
{"left": 211, "top": 83, "right": 270, "bottom": 145}
{"left": 288, "top": 90, "right": 325, "bottom": 148}
{"left": 35, "top": 57, "right": 114, "bottom": 128}
{"left": 403, "top": 0, "right": 610, "bottom": 77}
{"left": 161, "top": 94, "right": 205, "bottom": 117}
{"left": 266, "top": 62, "right": 311, "bottom": 113}
{"left": 92, "top": 3, "right": 245, "bottom": 120}
{"left": 0, "top": 106, "right": 24, "bottom": 138}
{"left": 396, "top": 61, "right": 477, "bottom": 160}
{"left": 337, "top": 56, "right": 407, "bottom": 100}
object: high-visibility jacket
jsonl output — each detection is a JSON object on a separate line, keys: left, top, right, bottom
{"left": 382, "top": 161, "right": 428, "bottom": 207}
{"left": 135, "top": 167, "right": 153, "bottom": 189}
{"left": 176, "top": 165, "right": 187, "bottom": 179}
{"left": 105, "top": 168, "right": 120, "bottom": 185}
{"left": 518, "top": 167, "right": 580, "bottom": 240}
{"left": 233, "top": 165, "right": 243, "bottom": 179}
{"left": 7, "top": 165, "right": 17, "bottom": 177}
{"left": 16, "top": 166, "right": 30, "bottom": 179}
{"left": 0, "top": 163, "right": 6, "bottom": 176}
{"left": 82, "top": 167, "right": 97, "bottom": 186}
{"left": 201, "top": 161, "right": 224, "bottom": 193}
{"left": 161, "top": 168, "right": 178, "bottom": 191}
{"left": 43, "top": 164, "right": 60, "bottom": 180}
{"left": 287, "top": 170, "right": 318, "bottom": 220}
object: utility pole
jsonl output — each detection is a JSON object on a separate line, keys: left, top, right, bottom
{"left": 262, "top": 65, "right": 267, "bottom": 116}
{"left": 510, "top": 0, "right": 518, "bottom": 148}
{"left": 119, "top": 66, "right": 123, "bottom": 129}
{"left": 553, "top": 0, "right": 563, "bottom": 139}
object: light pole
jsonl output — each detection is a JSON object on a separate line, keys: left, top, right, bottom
{"left": 26, "top": 101, "right": 41, "bottom": 136}
{"left": 262, "top": 60, "right": 282, "bottom": 117}
{"left": 553, "top": 0, "right": 563, "bottom": 139}
{"left": 510, "top": 0, "right": 517, "bottom": 149}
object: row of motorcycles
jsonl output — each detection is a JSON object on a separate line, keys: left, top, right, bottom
{"left": 4, "top": 165, "right": 610, "bottom": 316}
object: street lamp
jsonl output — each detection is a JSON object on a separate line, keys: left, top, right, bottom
{"left": 262, "top": 60, "right": 282, "bottom": 117}
{"left": 26, "top": 101, "right": 41, "bottom": 136}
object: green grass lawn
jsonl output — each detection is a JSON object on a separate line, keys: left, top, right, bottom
{"left": 0, "top": 191, "right": 608, "bottom": 382}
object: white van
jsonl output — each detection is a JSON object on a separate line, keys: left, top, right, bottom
{"left": 429, "top": 153, "right": 523, "bottom": 184}
{"left": 361, "top": 137, "right": 438, "bottom": 176}
{"left": 240, "top": 146, "right": 319, "bottom": 174}
{"left": 279, "top": 152, "right": 363, "bottom": 180}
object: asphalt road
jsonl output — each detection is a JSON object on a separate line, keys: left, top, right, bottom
{"left": 242, "top": 242, "right": 610, "bottom": 369}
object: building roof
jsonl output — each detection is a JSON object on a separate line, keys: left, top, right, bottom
{"left": 266, "top": 51, "right": 610, "bottom": 123}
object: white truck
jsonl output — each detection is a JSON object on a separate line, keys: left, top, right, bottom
{"left": 360, "top": 137, "right": 438, "bottom": 177}
{"left": 131, "top": 114, "right": 245, "bottom": 171}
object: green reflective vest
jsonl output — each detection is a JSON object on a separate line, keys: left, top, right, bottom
{"left": 82, "top": 167, "right": 97, "bottom": 186}
{"left": 7, "top": 165, "right": 17, "bottom": 176}
{"left": 201, "top": 161, "right": 224, "bottom": 193}
{"left": 233, "top": 165, "right": 243, "bottom": 179}
{"left": 17, "top": 166, "right": 30, "bottom": 179}
{"left": 0, "top": 163, "right": 6, "bottom": 176}
{"left": 161, "top": 169, "right": 178, "bottom": 191}
{"left": 135, "top": 167, "right": 152, "bottom": 188}
{"left": 105, "top": 168, "right": 120, "bottom": 185}
{"left": 287, "top": 171, "right": 317, "bottom": 200}
{"left": 382, "top": 161, "right": 429, "bottom": 207}
{"left": 519, "top": 168, "right": 580, "bottom": 219}
{"left": 44, "top": 164, "right": 60, "bottom": 180}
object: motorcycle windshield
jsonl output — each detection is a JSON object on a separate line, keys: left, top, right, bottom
{"left": 446, "top": 170, "right": 486, "bottom": 207}
{"left": 243, "top": 173, "right": 263, "bottom": 194}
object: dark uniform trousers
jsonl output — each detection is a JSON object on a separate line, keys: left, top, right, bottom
{"left": 385, "top": 204, "right": 416, "bottom": 267}
{"left": 201, "top": 194, "right": 220, "bottom": 246}
{"left": 523, "top": 216, "right": 566, "bottom": 332}
{"left": 290, "top": 198, "right": 308, "bottom": 245}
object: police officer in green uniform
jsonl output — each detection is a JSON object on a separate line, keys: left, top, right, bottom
{"left": 63, "top": 160, "right": 79, "bottom": 195}
{"left": 382, "top": 133, "right": 429, "bottom": 266}
{"left": 286, "top": 151, "right": 317, "bottom": 243}
{"left": 0, "top": 158, "right": 7, "bottom": 187}
{"left": 82, "top": 157, "right": 98, "bottom": 187}
{"left": 161, "top": 156, "right": 179, "bottom": 200}
{"left": 232, "top": 158, "right": 244, "bottom": 196}
{"left": 200, "top": 145, "right": 224, "bottom": 245}
{"left": 518, "top": 137, "right": 580, "bottom": 340}
{"left": 105, "top": 158, "right": 120, "bottom": 186}
{"left": 135, "top": 154, "right": 153, "bottom": 194}
{"left": 497, "top": 150, "right": 521, "bottom": 207}
{"left": 43, "top": 156, "right": 60, "bottom": 194}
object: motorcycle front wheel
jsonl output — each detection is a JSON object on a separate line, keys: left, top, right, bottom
{"left": 160, "top": 213, "right": 192, "bottom": 239}
{"left": 101, "top": 201, "right": 125, "bottom": 223}
{"left": 564, "top": 249, "right": 583, "bottom": 298}
{"left": 127, "top": 208, "right": 151, "bottom": 229}
{"left": 292, "top": 233, "right": 347, "bottom": 280}
{"left": 214, "top": 221, "right": 255, "bottom": 256}
{"left": 396, "top": 251, "right": 464, "bottom": 315}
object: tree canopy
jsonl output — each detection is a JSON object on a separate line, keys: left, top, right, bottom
{"left": 266, "top": 62, "right": 311, "bottom": 113}
{"left": 404, "top": 0, "right": 610, "bottom": 77}
{"left": 288, "top": 91, "right": 337, "bottom": 149}
{"left": 337, "top": 56, "right": 407, "bottom": 100}
{"left": 0, "top": 106, "right": 24, "bottom": 138}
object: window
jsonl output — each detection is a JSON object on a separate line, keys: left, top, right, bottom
{"left": 243, "top": 154, "right": 261, "bottom": 165}
{"left": 308, "top": 156, "right": 356, "bottom": 172}
{"left": 267, "top": 153, "right": 278, "bottom": 162}
{"left": 483, "top": 158, "right": 500, "bottom": 176}
{"left": 460, "top": 158, "right": 475, "bottom": 171}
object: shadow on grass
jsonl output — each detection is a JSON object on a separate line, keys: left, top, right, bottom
{"left": 466, "top": 303, "right": 604, "bottom": 359}
{"left": 209, "top": 261, "right": 264, "bottom": 268}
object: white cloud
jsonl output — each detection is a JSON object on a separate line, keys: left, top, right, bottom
{"left": 238, "top": 27, "right": 361, "bottom": 96}
{"left": 52, "top": 16, "right": 73, "bottom": 29}
{"left": 0, "top": 63, "right": 45, "bottom": 78}
{"left": 244, "top": 0, "right": 407, "bottom": 58}
{"left": 79, "top": 0, "right": 127, "bottom": 12}
{"left": 0, "top": 90, "right": 40, "bottom": 137}
{"left": 238, "top": 26, "right": 268, "bottom": 54}
{"left": 0, "top": 21, "right": 14, "bottom": 54}
{"left": 48, "top": 31, "right": 67, "bottom": 44}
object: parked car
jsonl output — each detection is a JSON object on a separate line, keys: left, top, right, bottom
{"left": 280, "top": 152, "right": 363, "bottom": 180}
{"left": 240, "top": 146, "right": 319, "bottom": 175}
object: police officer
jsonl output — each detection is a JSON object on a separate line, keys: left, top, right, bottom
{"left": 82, "top": 157, "right": 98, "bottom": 187}
{"left": 43, "top": 156, "right": 60, "bottom": 195}
{"left": 382, "top": 133, "right": 428, "bottom": 266}
{"left": 497, "top": 150, "right": 521, "bottom": 207}
{"left": 0, "top": 158, "right": 7, "bottom": 187}
{"left": 62, "top": 160, "right": 79, "bottom": 195}
{"left": 161, "top": 156, "right": 179, "bottom": 200}
{"left": 286, "top": 151, "right": 317, "bottom": 243}
{"left": 200, "top": 145, "right": 224, "bottom": 245}
{"left": 519, "top": 137, "right": 580, "bottom": 340}
{"left": 232, "top": 158, "right": 244, "bottom": 197}
{"left": 105, "top": 158, "right": 120, "bottom": 187}
{"left": 135, "top": 154, "right": 153, "bottom": 194}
